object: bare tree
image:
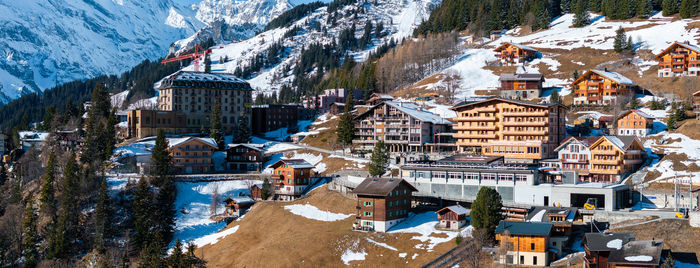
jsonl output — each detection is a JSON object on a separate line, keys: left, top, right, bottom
{"left": 461, "top": 237, "right": 484, "bottom": 268}
{"left": 0, "top": 204, "right": 24, "bottom": 263}
{"left": 210, "top": 184, "right": 219, "bottom": 217}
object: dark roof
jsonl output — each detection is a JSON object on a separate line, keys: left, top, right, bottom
{"left": 437, "top": 154, "right": 503, "bottom": 164}
{"left": 583, "top": 232, "right": 636, "bottom": 252}
{"left": 526, "top": 206, "right": 579, "bottom": 222}
{"left": 615, "top": 136, "right": 640, "bottom": 151}
{"left": 607, "top": 239, "right": 664, "bottom": 266}
{"left": 159, "top": 71, "right": 251, "bottom": 90}
{"left": 495, "top": 221, "right": 553, "bottom": 236}
{"left": 499, "top": 73, "right": 544, "bottom": 82}
{"left": 352, "top": 178, "right": 418, "bottom": 196}
{"left": 451, "top": 97, "right": 565, "bottom": 111}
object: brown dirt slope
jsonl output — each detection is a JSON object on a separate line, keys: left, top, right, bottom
{"left": 197, "top": 186, "right": 457, "bottom": 268}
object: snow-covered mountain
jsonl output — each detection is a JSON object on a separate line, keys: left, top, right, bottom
{"left": 180, "top": 0, "right": 440, "bottom": 96}
{"left": 0, "top": 0, "right": 319, "bottom": 105}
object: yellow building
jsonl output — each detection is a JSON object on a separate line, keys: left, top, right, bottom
{"left": 450, "top": 98, "right": 566, "bottom": 162}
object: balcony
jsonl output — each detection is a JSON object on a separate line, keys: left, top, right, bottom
{"left": 453, "top": 125, "right": 497, "bottom": 131}
{"left": 478, "top": 107, "right": 497, "bottom": 112}
{"left": 353, "top": 140, "right": 378, "bottom": 144}
{"left": 453, "top": 133, "right": 497, "bottom": 139}
{"left": 503, "top": 130, "right": 547, "bottom": 136}
{"left": 592, "top": 159, "right": 620, "bottom": 165}
{"left": 457, "top": 117, "right": 498, "bottom": 122}
{"left": 502, "top": 111, "right": 547, "bottom": 117}
{"left": 503, "top": 121, "right": 547, "bottom": 127}
{"left": 592, "top": 150, "right": 617, "bottom": 156}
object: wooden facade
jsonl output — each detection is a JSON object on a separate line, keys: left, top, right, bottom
{"left": 352, "top": 178, "right": 418, "bottom": 232}
{"left": 353, "top": 101, "right": 453, "bottom": 153}
{"left": 495, "top": 221, "right": 554, "bottom": 266}
{"left": 654, "top": 41, "right": 700, "bottom": 77}
{"left": 572, "top": 70, "right": 635, "bottom": 105}
{"left": 226, "top": 144, "right": 263, "bottom": 172}
{"left": 494, "top": 42, "right": 538, "bottom": 65}
{"left": 168, "top": 137, "right": 218, "bottom": 174}
{"left": 450, "top": 98, "right": 566, "bottom": 162}
{"left": 589, "top": 136, "right": 645, "bottom": 183}
{"left": 499, "top": 73, "right": 544, "bottom": 100}
{"left": 617, "top": 110, "right": 654, "bottom": 137}
{"left": 436, "top": 205, "right": 470, "bottom": 230}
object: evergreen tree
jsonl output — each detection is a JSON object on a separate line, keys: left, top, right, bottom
{"left": 573, "top": 0, "right": 590, "bottom": 27}
{"left": 22, "top": 198, "right": 40, "bottom": 268}
{"left": 51, "top": 152, "right": 79, "bottom": 259}
{"left": 149, "top": 130, "right": 171, "bottom": 188}
{"left": 550, "top": 89, "right": 561, "bottom": 104}
{"left": 666, "top": 107, "right": 678, "bottom": 130}
{"left": 663, "top": 0, "right": 678, "bottom": 16}
{"left": 82, "top": 83, "right": 112, "bottom": 164}
{"left": 261, "top": 178, "right": 272, "bottom": 200}
{"left": 679, "top": 0, "right": 697, "bottom": 18}
{"left": 614, "top": 27, "right": 627, "bottom": 52}
{"left": 470, "top": 187, "right": 503, "bottom": 240}
{"left": 39, "top": 151, "right": 57, "bottom": 216}
{"left": 153, "top": 176, "right": 177, "bottom": 250}
{"left": 368, "top": 140, "right": 388, "bottom": 177}
{"left": 138, "top": 239, "right": 164, "bottom": 268}
{"left": 336, "top": 93, "right": 356, "bottom": 146}
{"left": 168, "top": 239, "right": 185, "bottom": 268}
{"left": 131, "top": 178, "right": 153, "bottom": 253}
{"left": 210, "top": 102, "right": 224, "bottom": 151}
{"left": 626, "top": 36, "right": 635, "bottom": 53}
{"left": 637, "top": 0, "right": 653, "bottom": 18}
{"left": 42, "top": 105, "right": 56, "bottom": 131}
{"left": 573, "top": 70, "right": 580, "bottom": 80}
{"left": 105, "top": 108, "right": 118, "bottom": 161}
{"left": 94, "top": 178, "right": 111, "bottom": 253}
{"left": 375, "top": 21, "right": 384, "bottom": 37}
{"left": 661, "top": 252, "right": 676, "bottom": 268}
{"left": 359, "top": 20, "right": 373, "bottom": 48}
{"left": 628, "top": 94, "right": 640, "bottom": 109}
{"left": 0, "top": 165, "right": 7, "bottom": 187}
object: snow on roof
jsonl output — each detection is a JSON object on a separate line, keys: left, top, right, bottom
{"left": 227, "top": 196, "right": 254, "bottom": 204}
{"left": 591, "top": 69, "right": 635, "bottom": 85}
{"left": 440, "top": 205, "right": 470, "bottom": 215}
{"left": 631, "top": 110, "right": 655, "bottom": 119}
{"left": 168, "top": 137, "right": 218, "bottom": 149}
{"left": 271, "top": 159, "right": 315, "bottom": 169}
{"left": 18, "top": 131, "right": 50, "bottom": 141}
{"left": 498, "top": 73, "right": 544, "bottom": 81}
{"left": 606, "top": 136, "right": 626, "bottom": 151}
{"left": 495, "top": 42, "right": 537, "bottom": 52}
{"left": 384, "top": 101, "right": 452, "bottom": 125}
{"left": 160, "top": 71, "right": 251, "bottom": 90}
{"left": 227, "top": 143, "right": 264, "bottom": 151}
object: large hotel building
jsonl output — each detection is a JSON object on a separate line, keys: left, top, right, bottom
{"left": 450, "top": 98, "right": 566, "bottom": 162}
{"left": 127, "top": 71, "right": 252, "bottom": 138}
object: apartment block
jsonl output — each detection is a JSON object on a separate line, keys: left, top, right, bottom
{"left": 127, "top": 71, "right": 252, "bottom": 138}
{"left": 654, "top": 41, "right": 700, "bottom": 77}
{"left": 494, "top": 42, "right": 538, "bottom": 65}
{"left": 589, "top": 136, "right": 645, "bottom": 183}
{"left": 352, "top": 178, "right": 417, "bottom": 232}
{"left": 572, "top": 69, "right": 635, "bottom": 105}
{"left": 353, "top": 101, "right": 453, "bottom": 153}
{"left": 251, "top": 104, "right": 299, "bottom": 134}
{"left": 450, "top": 98, "right": 566, "bottom": 162}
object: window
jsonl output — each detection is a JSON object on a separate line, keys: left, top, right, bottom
{"left": 364, "top": 212, "right": 373, "bottom": 217}
{"left": 520, "top": 256, "right": 525, "bottom": 264}
{"left": 533, "top": 256, "right": 538, "bottom": 265}
{"left": 531, "top": 243, "right": 535, "bottom": 250}
{"left": 363, "top": 201, "right": 373, "bottom": 206}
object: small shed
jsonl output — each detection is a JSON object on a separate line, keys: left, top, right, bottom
{"left": 224, "top": 196, "right": 255, "bottom": 217}
{"left": 436, "top": 205, "right": 470, "bottom": 230}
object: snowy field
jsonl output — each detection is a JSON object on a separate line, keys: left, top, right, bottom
{"left": 284, "top": 204, "right": 352, "bottom": 221}
{"left": 389, "top": 212, "right": 473, "bottom": 252}
{"left": 171, "top": 180, "right": 261, "bottom": 248}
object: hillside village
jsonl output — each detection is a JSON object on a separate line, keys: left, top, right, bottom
{"left": 1, "top": 0, "right": 700, "bottom": 267}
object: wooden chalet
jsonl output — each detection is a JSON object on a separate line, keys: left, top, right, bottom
{"left": 526, "top": 206, "right": 582, "bottom": 254}
{"left": 588, "top": 136, "right": 645, "bottom": 183}
{"left": 250, "top": 184, "right": 263, "bottom": 200}
{"left": 223, "top": 196, "right": 255, "bottom": 217}
{"left": 226, "top": 143, "right": 264, "bottom": 172}
{"left": 654, "top": 41, "right": 700, "bottom": 77}
{"left": 572, "top": 69, "right": 635, "bottom": 105}
{"left": 582, "top": 232, "right": 636, "bottom": 268}
{"left": 495, "top": 221, "right": 554, "bottom": 266}
{"left": 367, "top": 93, "right": 394, "bottom": 105}
{"left": 328, "top": 102, "right": 346, "bottom": 115}
{"left": 494, "top": 42, "right": 538, "bottom": 65}
{"left": 498, "top": 73, "right": 544, "bottom": 100}
{"left": 436, "top": 205, "right": 470, "bottom": 230}
{"left": 270, "top": 159, "right": 315, "bottom": 200}
{"left": 168, "top": 137, "right": 218, "bottom": 174}
{"left": 352, "top": 178, "right": 418, "bottom": 232}
{"left": 616, "top": 110, "right": 655, "bottom": 137}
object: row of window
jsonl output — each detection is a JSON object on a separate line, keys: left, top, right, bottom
{"left": 410, "top": 171, "right": 528, "bottom": 181}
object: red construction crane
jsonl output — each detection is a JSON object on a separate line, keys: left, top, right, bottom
{"left": 161, "top": 44, "right": 212, "bottom": 72}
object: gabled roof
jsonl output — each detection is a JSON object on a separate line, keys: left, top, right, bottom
{"left": 352, "top": 178, "right": 418, "bottom": 196}
{"left": 617, "top": 110, "right": 655, "bottom": 120}
{"left": 607, "top": 239, "right": 664, "bottom": 266}
{"left": 451, "top": 97, "right": 565, "bottom": 111}
{"left": 355, "top": 101, "right": 452, "bottom": 125}
{"left": 654, "top": 41, "right": 700, "bottom": 60}
{"left": 571, "top": 69, "right": 635, "bottom": 86}
{"left": 269, "top": 159, "right": 315, "bottom": 169}
{"left": 583, "top": 232, "right": 636, "bottom": 252}
{"left": 499, "top": 73, "right": 545, "bottom": 82}
{"left": 554, "top": 136, "right": 601, "bottom": 152}
{"left": 494, "top": 42, "right": 537, "bottom": 52}
{"left": 437, "top": 205, "right": 471, "bottom": 215}
{"left": 694, "top": 90, "right": 700, "bottom": 97}
{"left": 224, "top": 196, "right": 255, "bottom": 205}
{"left": 495, "top": 221, "right": 553, "bottom": 236}
{"left": 168, "top": 137, "right": 218, "bottom": 149}
{"left": 593, "top": 136, "right": 641, "bottom": 153}
{"left": 227, "top": 143, "right": 264, "bottom": 151}
{"left": 526, "top": 206, "right": 578, "bottom": 222}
